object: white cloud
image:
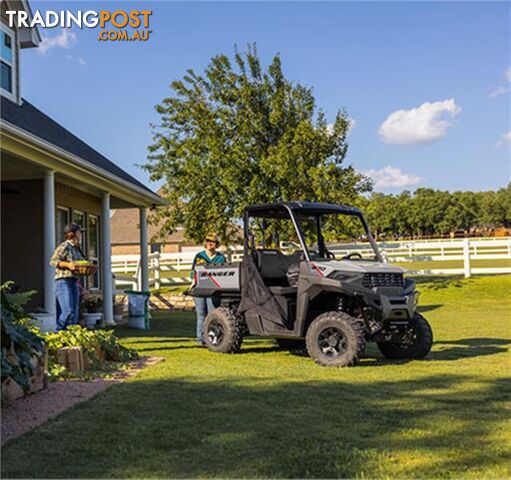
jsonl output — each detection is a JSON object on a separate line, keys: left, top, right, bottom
{"left": 363, "top": 166, "right": 422, "bottom": 189}
{"left": 489, "top": 67, "right": 511, "bottom": 99}
{"left": 38, "top": 30, "right": 77, "bottom": 55}
{"left": 489, "top": 86, "right": 509, "bottom": 98}
{"left": 500, "top": 131, "right": 511, "bottom": 144}
{"left": 378, "top": 99, "right": 461, "bottom": 145}
{"left": 65, "top": 54, "right": 87, "bottom": 66}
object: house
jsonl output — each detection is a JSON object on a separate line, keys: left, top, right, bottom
{"left": 111, "top": 208, "right": 198, "bottom": 255}
{"left": 0, "top": 1, "right": 164, "bottom": 329}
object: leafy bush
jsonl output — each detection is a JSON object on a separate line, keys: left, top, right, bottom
{"left": 1, "top": 281, "right": 38, "bottom": 330}
{"left": 45, "top": 326, "right": 138, "bottom": 379}
{"left": 1, "top": 284, "right": 45, "bottom": 393}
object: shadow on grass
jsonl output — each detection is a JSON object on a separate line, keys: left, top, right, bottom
{"left": 417, "top": 304, "right": 442, "bottom": 313}
{"left": 279, "top": 335, "right": 511, "bottom": 365}
{"left": 412, "top": 276, "right": 465, "bottom": 289}
{"left": 117, "top": 313, "right": 509, "bottom": 363}
{"left": 2, "top": 374, "right": 509, "bottom": 478}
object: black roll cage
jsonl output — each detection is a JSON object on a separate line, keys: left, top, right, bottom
{"left": 243, "top": 201, "right": 383, "bottom": 262}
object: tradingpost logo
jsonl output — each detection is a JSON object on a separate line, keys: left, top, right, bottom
{"left": 6, "top": 9, "right": 153, "bottom": 42}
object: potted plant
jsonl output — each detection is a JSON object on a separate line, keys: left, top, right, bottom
{"left": 82, "top": 296, "right": 103, "bottom": 329}
{"left": 113, "top": 296, "right": 125, "bottom": 324}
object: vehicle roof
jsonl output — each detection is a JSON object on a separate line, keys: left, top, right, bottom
{"left": 245, "top": 201, "right": 362, "bottom": 218}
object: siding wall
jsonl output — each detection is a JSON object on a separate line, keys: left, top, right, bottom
{"left": 1, "top": 179, "right": 44, "bottom": 309}
{"left": 55, "top": 182, "right": 101, "bottom": 215}
{"left": 0, "top": 180, "right": 103, "bottom": 310}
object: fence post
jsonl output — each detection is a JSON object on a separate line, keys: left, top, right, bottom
{"left": 154, "top": 252, "right": 161, "bottom": 290}
{"left": 463, "top": 238, "right": 471, "bottom": 278}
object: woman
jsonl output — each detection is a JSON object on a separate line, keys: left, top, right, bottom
{"left": 191, "top": 233, "right": 226, "bottom": 345}
{"left": 49, "top": 223, "right": 86, "bottom": 331}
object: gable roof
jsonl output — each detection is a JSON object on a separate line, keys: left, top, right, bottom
{"left": 1, "top": 96, "right": 158, "bottom": 198}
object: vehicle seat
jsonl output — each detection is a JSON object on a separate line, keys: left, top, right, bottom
{"left": 268, "top": 285, "right": 297, "bottom": 296}
{"left": 254, "top": 250, "right": 301, "bottom": 287}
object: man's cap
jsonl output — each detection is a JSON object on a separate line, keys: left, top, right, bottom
{"left": 205, "top": 232, "right": 220, "bottom": 244}
{"left": 64, "top": 223, "right": 86, "bottom": 234}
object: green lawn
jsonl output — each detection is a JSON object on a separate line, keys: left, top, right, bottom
{"left": 2, "top": 276, "right": 510, "bottom": 478}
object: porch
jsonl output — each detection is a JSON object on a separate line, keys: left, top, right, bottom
{"left": 1, "top": 98, "right": 163, "bottom": 330}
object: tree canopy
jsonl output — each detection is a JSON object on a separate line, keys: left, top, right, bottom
{"left": 144, "top": 45, "right": 370, "bottom": 245}
{"left": 363, "top": 184, "right": 511, "bottom": 239}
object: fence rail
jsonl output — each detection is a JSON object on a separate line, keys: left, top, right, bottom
{"left": 112, "top": 237, "right": 511, "bottom": 291}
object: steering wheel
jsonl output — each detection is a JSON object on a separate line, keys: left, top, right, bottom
{"left": 341, "top": 252, "right": 363, "bottom": 260}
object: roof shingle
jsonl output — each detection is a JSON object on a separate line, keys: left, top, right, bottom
{"left": 1, "top": 96, "right": 156, "bottom": 196}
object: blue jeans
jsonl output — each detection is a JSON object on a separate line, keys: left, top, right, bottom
{"left": 56, "top": 278, "right": 80, "bottom": 331}
{"left": 194, "top": 296, "right": 220, "bottom": 343}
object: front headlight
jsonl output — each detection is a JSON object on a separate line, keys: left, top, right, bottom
{"left": 414, "top": 291, "right": 420, "bottom": 306}
{"left": 328, "top": 271, "right": 356, "bottom": 281}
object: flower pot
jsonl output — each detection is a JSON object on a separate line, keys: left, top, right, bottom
{"left": 32, "top": 313, "right": 56, "bottom": 333}
{"left": 113, "top": 304, "right": 124, "bottom": 324}
{"left": 82, "top": 312, "right": 103, "bottom": 329}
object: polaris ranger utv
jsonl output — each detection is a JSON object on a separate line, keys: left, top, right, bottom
{"left": 191, "top": 201, "right": 433, "bottom": 367}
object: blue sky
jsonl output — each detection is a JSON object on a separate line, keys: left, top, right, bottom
{"left": 21, "top": 1, "right": 510, "bottom": 193}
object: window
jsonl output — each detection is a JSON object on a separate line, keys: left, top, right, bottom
{"left": 87, "top": 214, "right": 100, "bottom": 289}
{"left": 0, "top": 25, "right": 15, "bottom": 99}
{"left": 72, "top": 210, "right": 86, "bottom": 231}
{"left": 72, "top": 210, "right": 87, "bottom": 287}
{"left": 56, "top": 207, "right": 70, "bottom": 244}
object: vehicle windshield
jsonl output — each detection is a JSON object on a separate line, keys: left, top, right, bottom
{"left": 246, "top": 208, "right": 380, "bottom": 261}
{"left": 297, "top": 212, "right": 380, "bottom": 261}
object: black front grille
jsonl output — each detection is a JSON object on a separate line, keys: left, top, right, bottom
{"left": 362, "top": 272, "right": 404, "bottom": 288}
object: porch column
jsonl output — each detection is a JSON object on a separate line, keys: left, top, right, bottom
{"left": 43, "top": 171, "right": 56, "bottom": 320}
{"left": 139, "top": 208, "right": 149, "bottom": 291}
{"left": 101, "top": 193, "right": 114, "bottom": 326}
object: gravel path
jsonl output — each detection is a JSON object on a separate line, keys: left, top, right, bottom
{"left": 1, "top": 357, "right": 163, "bottom": 445}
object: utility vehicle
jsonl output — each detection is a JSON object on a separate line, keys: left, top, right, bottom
{"left": 191, "top": 201, "right": 433, "bottom": 367}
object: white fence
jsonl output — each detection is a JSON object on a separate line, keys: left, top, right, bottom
{"left": 112, "top": 237, "right": 511, "bottom": 291}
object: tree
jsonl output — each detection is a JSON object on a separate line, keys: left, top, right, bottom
{"left": 143, "top": 45, "right": 371, "bottom": 245}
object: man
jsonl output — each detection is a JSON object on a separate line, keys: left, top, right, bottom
{"left": 50, "top": 223, "right": 86, "bottom": 331}
{"left": 191, "top": 233, "right": 226, "bottom": 345}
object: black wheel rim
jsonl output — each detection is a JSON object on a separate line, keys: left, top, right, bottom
{"left": 397, "top": 325, "right": 417, "bottom": 348}
{"left": 318, "top": 327, "right": 347, "bottom": 357}
{"left": 207, "top": 320, "right": 224, "bottom": 346}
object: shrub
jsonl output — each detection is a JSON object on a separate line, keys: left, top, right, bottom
{"left": 1, "top": 284, "right": 45, "bottom": 393}
{"left": 45, "top": 326, "right": 138, "bottom": 379}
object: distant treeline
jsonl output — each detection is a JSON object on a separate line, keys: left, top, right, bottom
{"left": 362, "top": 184, "right": 511, "bottom": 239}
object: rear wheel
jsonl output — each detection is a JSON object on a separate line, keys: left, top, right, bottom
{"left": 203, "top": 307, "right": 244, "bottom": 354}
{"left": 305, "top": 312, "right": 366, "bottom": 367}
{"left": 377, "top": 313, "right": 433, "bottom": 359}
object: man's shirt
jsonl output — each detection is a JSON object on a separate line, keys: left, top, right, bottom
{"left": 50, "top": 240, "right": 86, "bottom": 280}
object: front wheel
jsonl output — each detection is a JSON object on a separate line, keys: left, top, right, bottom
{"left": 377, "top": 313, "right": 433, "bottom": 359}
{"left": 305, "top": 312, "right": 366, "bottom": 367}
{"left": 203, "top": 307, "right": 244, "bottom": 354}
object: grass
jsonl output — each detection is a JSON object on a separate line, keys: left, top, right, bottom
{"left": 2, "top": 275, "right": 511, "bottom": 478}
